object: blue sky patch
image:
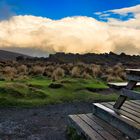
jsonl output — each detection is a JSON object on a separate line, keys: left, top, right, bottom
{"left": 0, "top": 0, "right": 139, "bottom": 21}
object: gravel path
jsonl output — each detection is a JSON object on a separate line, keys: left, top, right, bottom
{"left": 0, "top": 102, "right": 93, "bottom": 140}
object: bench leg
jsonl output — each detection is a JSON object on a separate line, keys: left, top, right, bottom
{"left": 113, "top": 81, "right": 137, "bottom": 109}
{"left": 113, "top": 95, "right": 127, "bottom": 109}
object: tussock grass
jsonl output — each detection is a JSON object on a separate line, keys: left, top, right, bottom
{"left": 0, "top": 76, "right": 118, "bottom": 107}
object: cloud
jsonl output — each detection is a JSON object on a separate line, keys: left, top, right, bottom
{"left": 110, "top": 4, "right": 140, "bottom": 16}
{"left": 94, "top": 4, "right": 140, "bottom": 29}
{"left": 0, "top": 6, "right": 140, "bottom": 56}
{"left": 106, "top": 5, "right": 140, "bottom": 29}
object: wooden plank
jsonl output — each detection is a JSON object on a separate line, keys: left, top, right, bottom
{"left": 108, "top": 101, "right": 140, "bottom": 113}
{"left": 86, "top": 114, "right": 128, "bottom": 140}
{"left": 78, "top": 114, "right": 117, "bottom": 140}
{"left": 130, "top": 100, "right": 140, "bottom": 106}
{"left": 108, "top": 82, "right": 140, "bottom": 89}
{"left": 126, "top": 81, "right": 137, "bottom": 89}
{"left": 69, "top": 115, "right": 104, "bottom": 140}
{"left": 113, "top": 80, "right": 137, "bottom": 109}
{"left": 126, "top": 69, "right": 140, "bottom": 71}
{"left": 93, "top": 103, "right": 140, "bottom": 129}
{"left": 105, "top": 103, "right": 140, "bottom": 124}
{"left": 93, "top": 103, "right": 140, "bottom": 139}
{"left": 121, "top": 89, "right": 140, "bottom": 100}
{"left": 126, "top": 101, "right": 140, "bottom": 110}
{"left": 127, "top": 74, "right": 140, "bottom": 82}
{"left": 126, "top": 69, "right": 140, "bottom": 76}
{"left": 109, "top": 102, "right": 140, "bottom": 118}
{"left": 123, "top": 102, "right": 140, "bottom": 114}
{"left": 113, "top": 95, "right": 127, "bottom": 109}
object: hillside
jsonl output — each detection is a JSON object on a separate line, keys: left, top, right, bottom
{"left": 0, "top": 50, "right": 31, "bottom": 60}
{"left": 47, "top": 52, "right": 140, "bottom": 67}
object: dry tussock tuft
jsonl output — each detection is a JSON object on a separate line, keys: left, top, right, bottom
{"left": 91, "top": 64, "right": 101, "bottom": 78}
{"left": 17, "top": 65, "right": 28, "bottom": 75}
{"left": 52, "top": 67, "right": 65, "bottom": 81}
{"left": 3, "top": 66, "right": 17, "bottom": 80}
{"left": 71, "top": 66, "right": 81, "bottom": 78}
{"left": 32, "top": 65, "right": 45, "bottom": 76}
{"left": 44, "top": 65, "right": 54, "bottom": 77}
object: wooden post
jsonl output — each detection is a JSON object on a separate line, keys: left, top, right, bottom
{"left": 113, "top": 69, "right": 140, "bottom": 109}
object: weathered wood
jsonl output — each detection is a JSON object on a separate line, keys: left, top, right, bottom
{"left": 113, "top": 80, "right": 137, "bottom": 109}
{"left": 93, "top": 102, "right": 140, "bottom": 139}
{"left": 110, "top": 100, "right": 140, "bottom": 114}
{"left": 69, "top": 114, "right": 104, "bottom": 140}
{"left": 93, "top": 103, "right": 140, "bottom": 129}
{"left": 78, "top": 114, "right": 116, "bottom": 140}
{"left": 121, "top": 89, "right": 140, "bottom": 100}
{"left": 113, "top": 95, "right": 127, "bottom": 109}
{"left": 123, "top": 102, "right": 140, "bottom": 114}
{"left": 127, "top": 74, "right": 140, "bottom": 82}
{"left": 130, "top": 100, "right": 140, "bottom": 106}
{"left": 102, "top": 102, "right": 140, "bottom": 124}
{"left": 126, "top": 101, "right": 140, "bottom": 110}
{"left": 86, "top": 114, "right": 128, "bottom": 140}
{"left": 126, "top": 81, "right": 137, "bottom": 89}
{"left": 126, "top": 69, "right": 140, "bottom": 76}
{"left": 109, "top": 102, "right": 140, "bottom": 118}
{"left": 108, "top": 82, "right": 140, "bottom": 89}
{"left": 68, "top": 100, "right": 140, "bottom": 140}
{"left": 69, "top": 113, "right": 129, "bottom": 140}
{"left": 126, "top": 69, "right": 140, "bottom": 72}
{"left": 112, "top": 69, "right": 140, "bottom": 109}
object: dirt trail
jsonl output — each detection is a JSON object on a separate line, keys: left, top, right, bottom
{"left": 0, "top": 102, "right": 92, "bottom": 140}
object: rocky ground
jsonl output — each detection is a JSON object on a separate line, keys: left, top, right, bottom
{"left": 0, "top": 102, "right": 93, "bottom": 140}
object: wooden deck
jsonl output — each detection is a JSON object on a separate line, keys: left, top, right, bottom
{"left": 69, "top": 100, "right": 140, "bottom": 140}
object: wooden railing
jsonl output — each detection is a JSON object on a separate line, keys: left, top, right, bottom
{"left": 113, "top": 69, "right": 140, "bottom": 109}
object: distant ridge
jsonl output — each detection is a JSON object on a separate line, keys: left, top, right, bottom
{"left": 0, "top": 50, "right": 31, "bottom": 60}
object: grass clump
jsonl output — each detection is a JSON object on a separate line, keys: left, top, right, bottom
{"left": 0, "top": 76, "right": 118, "bottom": 107}
{"left": 29, "top": 88, "right": 47, "bottom": 99}
{"left": 0, "top": 83, "right": 28, "bottom": 98}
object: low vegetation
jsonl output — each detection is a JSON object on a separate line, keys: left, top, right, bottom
{"left": 0, "top": 60, "right": 126, "bottom": 82}
{"left": 0, "top": 60, "right": 126, "bottom": 107}
{"left": 0, "top": 76, "right": 118, "bottom": 107}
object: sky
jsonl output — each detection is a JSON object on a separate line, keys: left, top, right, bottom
{"left": 0, "top": 0, "right": 140, "bottom": 56}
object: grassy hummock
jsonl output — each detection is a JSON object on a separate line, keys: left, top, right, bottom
{"left": 0, "top": 76, "right": 118, "bottom": 107}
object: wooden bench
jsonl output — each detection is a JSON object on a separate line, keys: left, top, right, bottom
{"left": 68, "top": 69, "right": 140, "bottom": 140}
{"left": 114, "top": 69, "right": 140, "bottom": 109}
{"left": 69, "top": 113, "right": 129, "bottom": 140}
{"left": 93, "top": 100, "right": 140, "bottom": 139}
{"left": 108, "top": 82, "right": 140, "bottom": 89}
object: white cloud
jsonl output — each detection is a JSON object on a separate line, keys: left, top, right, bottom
{"left": 0, "top": 5, "right": 140, "bottom": 56}
{"left": 110, "top": 4, "right": 140, "bottom": 16}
